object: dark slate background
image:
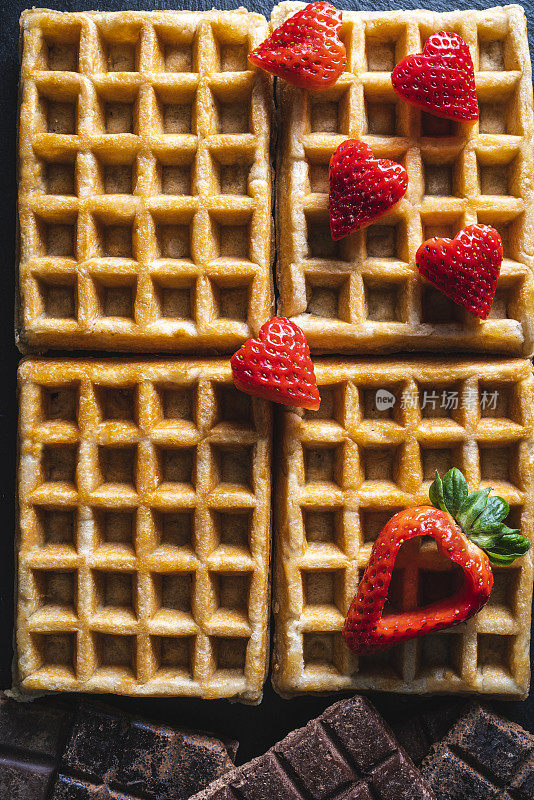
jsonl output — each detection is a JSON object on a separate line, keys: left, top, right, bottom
{"left": 0, "top": 0, "right": 533, "bottom": 763}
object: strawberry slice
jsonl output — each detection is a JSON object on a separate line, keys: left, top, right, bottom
{"left": 391, "top": 31, "right": 478, "bottom": 122}
{"left": 416, "top": 223, "right": 502, "bottom": 320}
{"left": 248, "top": 2, "right": 346, "bottom": 91}
{"left": 343, "top": 468, "right": 530, "bottom": 656}
{"left": 231, "top": 316, "right": 320, "bottom": 410}
{"left": 329, "top": 139, "right": 408, "bottom": 240}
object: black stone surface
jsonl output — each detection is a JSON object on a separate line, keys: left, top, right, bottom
{"left": 0, "top": 0, "right": 533, "bottom": 765}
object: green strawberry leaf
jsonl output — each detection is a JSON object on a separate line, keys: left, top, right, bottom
{"left": 429, "top": 470, "right": 447, "bottom": 513}
{"left": 442, "top": 468, "right": 468, "bottom": 517}
{"left": 456, "top": 488, "right": 491, "bottom": 529}
{"left": 472, "top": 522, "right": 518, "bottom": 538}
{"left": 472, "top": 496, "right": 509, "bottom": 530}
{"left": 470, "top": 523, "right": 519, "bottom": 550}
{"left": 484, "top": 532, "right": 530, "bottom": 566}
{"left": 428, "top": 470, "right": 531, "bottom": 567}
{"left": 486, "top": 532, "right": 530, "bottom": 554}
{"left": 484, "top": 551, "right": 522, "bottom": 567}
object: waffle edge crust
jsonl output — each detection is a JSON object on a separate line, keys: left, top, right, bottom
{"left": 17, "top": 358, "right": 272, "bottom": 702}
{"left": 274, "top": 3, "right": 534, "bottom": 356}
{"left": 273, "top": 358, "right": 534, "bottom": 697}
{"left": 17, "top": 8, "right": 273, "bottom": 353}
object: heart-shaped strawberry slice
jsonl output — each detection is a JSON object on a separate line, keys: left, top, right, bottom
{"left": 249, "top": 1, "right": 346, "bottom": 91}
{"left": 231, "top": 316, "right": 320, "bottom": 410}
{"left": 329, "top": 139, "right": 408, "bottom": 240}
{"left": 391, "top": 31, "right": 478, "bottom": 121}
{"left": 343, "top": 468, "right": 530, "bottom": 656}
{"left": 343, "top": 505, "right": 494, "bottom": 656}
{"left": 416, "top": 224, "right": 502, "bottom": 320}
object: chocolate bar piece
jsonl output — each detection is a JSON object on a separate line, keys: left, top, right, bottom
{"left": 0, "top": 695, "right": 235, "bottom": 800}
{"left": 422, "top": 706, "right": 534, "bottom": 799}
{"left": 389, "top": 699, "right": 467, "bottom": 764}
{"left": 0, "top": 697, "right": 71, "bottom": 800}
{"left": 189, "top": 696, "right": 436, "bottom": 800}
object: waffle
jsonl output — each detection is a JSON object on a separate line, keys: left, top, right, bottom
{"left": 273, "top": 3, "right": 534, "bottom": 356}
{"left": 273, "top": 358, "right": 534, "bottom": 697}
{"left": 17, "top": 9, "right": 273, "bottom": 353}
{"left": 17, "top": 358, "right": 272, "bottom": 702}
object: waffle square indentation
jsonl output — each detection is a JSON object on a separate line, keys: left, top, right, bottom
{"left": 274, "top": 358, "right": 534, "bottom": 697}
{"left": 18, "top": 7, "right": 272, "bottom": 352}
{"left": 18, "top": 358, "right": 271, "bottom": 701}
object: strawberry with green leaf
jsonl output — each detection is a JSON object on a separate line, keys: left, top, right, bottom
{"left": 343, "top": 468, "right": 530, "bottom": 656}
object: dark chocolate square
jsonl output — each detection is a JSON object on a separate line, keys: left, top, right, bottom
{"left": 422, "top": 707, "right": 534, "bottom": 800}
{"left": 177, "top": 734, "right": 237, "bottom": 800}
{"left": 1, "top": 760, "right": 54, "bottom": 800}
{"left": 230, "top": 753, "right": 300, "bottom": 800}
{"left": 370, "top": 752, "right": 439, "bottom": 800}
{"left": 208, "top": 790, "right": 238, "bottom": 800}
{"left": 114, "top": 719, "right": 173, "bottom": 797}
{"left": 339, "top": 784, "right": 374, "bottom": 800}
{"left": 53, "top": 776, "right": 136, "bottom": 800}
{"left": 322, "top": 696, "right": 396, "bottom": 772}
{"left": 277, "top": 721, "right": 354, "bottom": 800}
{"left": 115, "top": 722, "right": 234, "bottom": 800}
{"left": 190, "top": 697, "right": 435, "bottom": 800}
{"left": 61, "top": 705, "right": 122, "bottom": 781}
{"left": 510, "top": 755, "right": 534, "bottom": 799}
{"left": 455, "top": 707, "right": 533, "bottom": 784}
{"left": 391, "top": 717, "right": 429, "bottom": 765}
{"left": 0, "top": 699, "right": 71, "bottom": 758}
{"left": 0, "top": 694, "right": 234, "bottom": 800}
{"left": 390, "top": 700, "right": 466, "bottom": 765}
{"left": 52, "top": 775, "right": 95, "bottom": 800}
{"left": 422, "top": 747, "right": 502, "bottom": 800}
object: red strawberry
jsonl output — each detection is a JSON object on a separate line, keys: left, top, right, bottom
{"left": 343, "top": 468, "right": 530, "bottom": 656}
{"left": 391, "top": 31, "right": 478, "bottom": 122}
{"left": 248, "top": 2, "right": 346, "bottom": 91}
{"left": 231, "top": 317, "right": 320, "bottom": 410}
{"left": 329, "top": 139, "right": 408, "bottom": 240}
{"left": 416, "top": 224, "right": 502, "bottom": 320}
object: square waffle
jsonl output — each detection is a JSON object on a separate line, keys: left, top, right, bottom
{"left": 273, "top": 3, "right": 534, "bottom": 356}
{"left": 17, "top": 358, "right": 272, "bottom": 702}
{"left": 273, "top": 358, "right": 534, "bottom": 697}
{"left": 17, "top": 9, "right": 273, "bottom": 352}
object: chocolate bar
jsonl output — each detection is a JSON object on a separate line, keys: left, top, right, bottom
{"left": 189, "top": 696, "right": 436, "bottom": 800}
{"left": 388, "top": 699, "right": 467, "bottom": 764}
{"left": 422, "top": 705, "right": 534, "bottom": 799}
{"left": 0, "top": 695, "right": 235, "bottom": 800}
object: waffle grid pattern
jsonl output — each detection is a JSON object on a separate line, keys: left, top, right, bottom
{"left": 17, "top": 359, "right": 272, "bottom": 702}
{"left": 273, "top": 359, "right": 534, "bottom": 697}
{"left": 274, "top": 3, "right": 534, "bottom": 355}
{"left": 18, "top": 9, "right": 273, "bottom": 352}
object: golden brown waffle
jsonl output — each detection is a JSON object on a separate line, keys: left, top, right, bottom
{"left": 18, "top": 9, "right": 273, "bottom": 352}
{"left": 17, "top": 358, "right": 271, "bottom": 702}
{"left": 273, "top": 358, "right": 534, "bottom": 697}
{"left": 273, "top": 3, "right": 534, "bottom": 356}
